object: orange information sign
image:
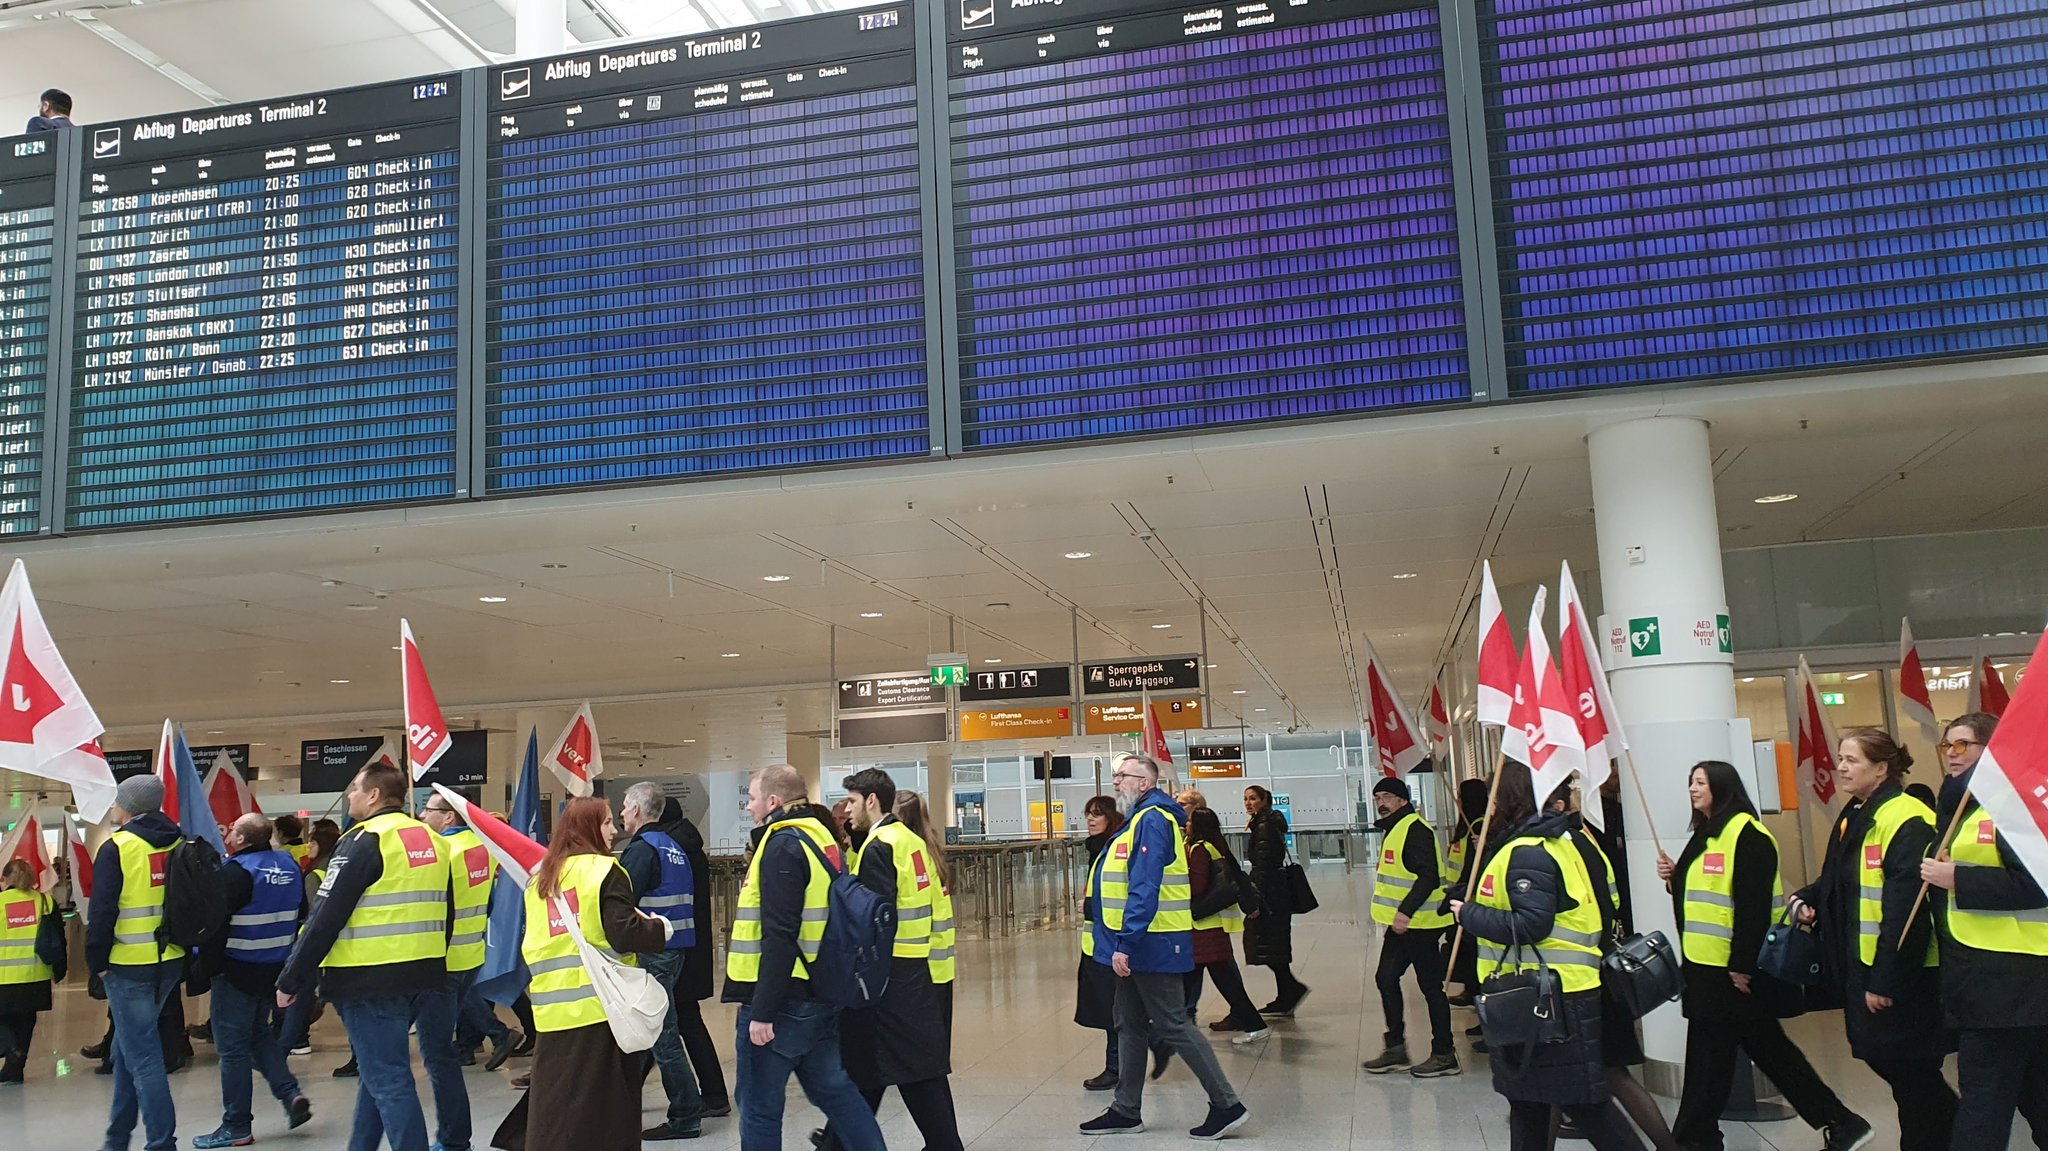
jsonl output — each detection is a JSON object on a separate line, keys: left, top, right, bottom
{"left": 1083, "top": 697, "right": 1202, "bottom": 735}
{"left": 1190, "top": 761, "right": 1242, "bottom": 779}
{"left": 957, "top": 706, "right": 1073, "bottom": 741}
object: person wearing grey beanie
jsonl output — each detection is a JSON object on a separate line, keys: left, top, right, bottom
{"left": 89, "top": 769, "right": 190, "bottom": 1151}
{"left": 113, "top": 774, "right": 166, "bottom": 819}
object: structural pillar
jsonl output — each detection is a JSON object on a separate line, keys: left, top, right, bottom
{"left": 514, "top": 0, "right": 568, "bottom": 58}
{"left": 923, "top": 748, "right": 954, "bottom": 830}
{"left": 1587, "top": 416, "right": 1738, "bottom": 1091}
{"left": 784, "top": 734, "right": 823, "bottom": 803}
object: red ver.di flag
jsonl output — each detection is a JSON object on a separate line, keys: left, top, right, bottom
{"left": 1476, "top": 560, "right": 1516, "bottom": 729}
{"left": 1960, "top": 632, "right": 2048, "bottom": 889}
{"left": 541, "top": 701, "right": 604, "bottom": 798}
{"left": 1795, "top": 655, "right": 1840, "bottom": 805}
{"left": 1361, "top": 633, "right": 1426, "bottom": 777}
{"left": 0, "top": 560, "right": 116, "bottom": 820}
{"left": 1500, "top": 587, "right": 1586, "bottom": 806}
{"left": 401, "top": 619, "right": 455, "bottom": 780}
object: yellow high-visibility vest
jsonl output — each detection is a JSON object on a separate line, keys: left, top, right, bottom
{"left": 439, "top": 828, "right": 495, "bottom": 973}
{"left": 852, "top": 819, "right": 937, "bottom": 959}
{"left": 1093, "top": 805, "right": 1191, "bottom": 934}
{"left": 1474, "top": 834, "right": 1604, "bottom": 993}
{"left": 324, "top": 811, "right": 450, "bottom": 968}
{"left": 1946, "top": 800, "right": 2048, "bottom": 957}
{"left": 1190, "top": 842, "right": 1245, "bottom": 934}
{"left": 1371, "top": 812, "right": 1452, "bottom": 930}
{"left": 108, "top": 830, "right": 183, "bottom": 967}
{"left": 928, "top": 872, "right": 956, "bottom": 984}
{"left": 0, "top": 889, "right": 52, "bottom": 985}
{"left": 523, "top": 853, "right": 631, "bottom": 1032}
{"left": 1856, "top": 792, "right": 1938, "bottom": 968}
{"left": 726, "top": 816, "right": 837, "bottom": 984}
{"left": 1680, "top": 812, "right": 1782, "bottom": 968}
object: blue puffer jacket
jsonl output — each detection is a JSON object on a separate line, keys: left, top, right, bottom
{"left": 1089, "top": 790, "right": 1194, "bottom": 974}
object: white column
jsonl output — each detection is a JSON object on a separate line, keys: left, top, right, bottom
{"left": 514, "top": 0, "right": 568, "bottom": 58}
{"left": 1587, "top": 415, "right": 1738, "bottom": 1090}
{"left": 784, "top": 735, "right": 823, "bottom": 803}
{"left": 923, "top": 749, "right": 954, "bottom": 830}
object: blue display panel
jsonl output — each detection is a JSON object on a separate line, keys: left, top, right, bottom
{"left": 0, "top": 136, "right": 57, "bottom": 536}
{"left": 948, "top": 0, "right": 1469, "bottom": 449}
{"left": 70, "top": 79, "right": 462, "bottom": 529}
{"left": 1482, "top": 0, "right": 2048, "bottom": 394}
{"left": 484, "top": 8, "right": 930, "bottom": 493}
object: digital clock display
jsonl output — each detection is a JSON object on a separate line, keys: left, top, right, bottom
{"left": 0, "top": 135, "right": 58, "bottom": 535}
{"left": 412, "top": 81, "right": 451, "bottom": 101}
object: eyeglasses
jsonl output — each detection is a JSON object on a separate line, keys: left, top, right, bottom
{"left": 1111, "top": 771, "right": 1147, "bottom": 783}
{"left": 1938, "top": 739, "right": 1982, "bottom": 754}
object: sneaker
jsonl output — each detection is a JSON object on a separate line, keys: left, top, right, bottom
{"left": 485, "top": 1030, "right": 523, "bottom": 1072}
{"left": 289, "top": 1045, "right": 313, "bottom": 1057}
{"left": 1361, "top": 1043, "right": 1410, "bottom": 1074}
{"left": 286, "top": 1094, "right": 313, "bottom": 1129}
{"left": 1083, "top": 1069, "right": 1119, "bottom": 1091}
{"left": 1409, "top": 1052, "right": 1461, "bottom": 1079}
{"left": 334, "top": 1058, "right": 359, "bottom": 1078}
{"left": 1190, "top": 1103, "right": 1249, "bottom": 1140}
{"left": 644, "top": 1122, "right": 703, "bottom": 1141}
{"left": 1271, "top": 987, "right": 1310, "bottom": 1017}
{"left": 699, "top": 1100, "right": 732, "bottom": 1118}
{"left": 1080, "top": 1109, "right": 1145, "bottom": 1135}
{"left": 1823, "top": 1117, "right": 1874, "bottom": 1151}
{"left": 1557, "top": 1116, "right": 1587, "bottom": 1140}
{"left": 192, "top": 1129, "right": 254, "bottom": 1149}
{"left": 1229, "top": 1028, "right": 1270, "bottom": 1045}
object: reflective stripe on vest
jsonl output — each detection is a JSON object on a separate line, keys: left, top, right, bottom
{"left": 225, "top": 849, "right": 302, "bottom": 964}
{"left": 1371, "top": 812, "right": 1452, "bottom": 930}
{"left": 109, "top": 829, "right": 183, "bottom": 966}
{"left": 1680, "top": 813, "right": 1782, "bottom": 968}
{"left": 1946, "top": 802, "right": 2048, "bottom": 956}
{"left": 325, "top": 811, "right": 450, "bottom": 968}
{"left": 857, "top": 820, "right": 937, "bottom": 960}
{"left": 438, "top": 828, "right": 495, "bottom": 972}
{"left": 0, "top": 889, "right": 52, "bottom": 985}
{"left": 929, "top": 877, "right": 957, "bottom": 983}
{"left": 726, "top": 816, "right": 838, "bottom": 984}
{"left": 1092, "top": 804, "right": 1192, "bottom": 935}
{"left": 522, "top": 853, "right": 633, "bottom": 1032}
{"left": 1446, "top": 835, "right": 1469, "bottom": 888}
{"left": 1190, "top": 842, "right": 1245, "bottom": 934}
{"left": 634, "top": 830, "right": 697, "bottom": 952}
{"left": 1857, "top": 792, "right": 1939, "bottom": 968}
{"left": 1474, "top": 834, "right": 1604, "bottom": 993}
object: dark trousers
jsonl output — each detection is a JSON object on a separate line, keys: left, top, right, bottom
{"left": 733, "top": 1000, "right": 883, "bottom": 1151}
{"left": 0, "top": 1010, "right": 35, "bottom": 1060}
{"left": 1264, "top": 963, "right": 1306, "bottom": 1004}
{"left": 1200, "top": 958, "right": 1267, "bottom": 1031}
{"left": 1508, "top": 1099, "right": 1643, "bottom": 1151}
{"left": 1673, "top": 1003, "right": 1854, "bottom": 1146}
{"left": 674, "top": 994, "right": 730, "bottom": 1107}
{"left": 1376, "top": 926, "right": 1453, "bottom": 1055}
{"left": 1863, "top": 1057, "right": 1954, "bottom": 1151}
{"left": 824, "top": 1080, "right": 964, "bottom": 1151}
{"left": 1954, "top": 1026, "right": 2048, "bottom": 1150}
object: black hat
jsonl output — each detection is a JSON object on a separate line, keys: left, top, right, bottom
{"left": 1372, "top": 776, "right": 1410, "bottom": 802}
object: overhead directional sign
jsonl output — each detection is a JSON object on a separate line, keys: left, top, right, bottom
{"left": 1188, "top": 743, "right": 1243, "bottom": 763}
{"left": 837, "top": 710, "right": 949, "bottom": 748}
{"left": 1084, "top": 697, "right": 1202, "bottom": 735}
{"left": 960, "top": 663, "right": 1072, "bottom": 703}
{"left": 958, "top": 706, "right": 1073, "bottom": 742}
{"left": 1081, "top": 655, "right": 1202, "bottom": 697}
{"left": 837, "top": 672, "right": 941, "bottom": 712}
{"left": 1191, "top": 761, "right": 1243, "bottom": 779}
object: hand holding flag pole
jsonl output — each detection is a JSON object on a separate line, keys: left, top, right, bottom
{"left": 1899, "top": 787, "right": 1971, "bottom": 950}
{"left": 1445, "top": 563, "right": 1519, "bottom": 995}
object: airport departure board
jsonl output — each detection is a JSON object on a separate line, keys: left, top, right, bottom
{"left": 483, "top": 8, "right": 931, "bottom": 493}
{"left": 70, "top": 78, "right": 463, "bottom": 529}
{"left": 1483, "top": 0, "right": 2048, "bottom": 394}
{"left": 947, "top": 0, "right": 1469, "bottom": 450}
{"left": 0, "top": 136, "right": 58, "bottom": 535}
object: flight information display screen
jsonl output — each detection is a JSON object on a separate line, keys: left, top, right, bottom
{"left": 484, "top": 7, "right": 931, "bottom": 493}
{"left": 948, "top": 0, "right": 1469, "bottom": 450}
{"left": 0, "top": 136, "right": 58, "bottom": 536}
{"left": 1483, "top": 0, "right": 2048, "bottom": 394}
{"left": 70, "top": 78, "right": 463, "bottom": 529}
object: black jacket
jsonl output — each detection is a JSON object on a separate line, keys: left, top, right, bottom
{"left": 721, "top": 804, "right": 832, "bottom": 1017}
{"left": 277, "top": 805, "right": 450, "bottom": 1003}
{"left": 1243, "top": 808, "right": 1293, "bottom": 966}
{"left": 86, "top": 811, "right": 182, "bottom": 973}
{"left": 1938, "top": 774, "right": 2048, "bottom": 1028}
{"left": 1374, "top": 805, "right": 1442, "bottom": 922}
{"left": 668, "top": 806, "right": 716, "bottom": 1001}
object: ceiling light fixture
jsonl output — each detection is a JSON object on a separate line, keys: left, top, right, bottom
{"left": 541, "top": 562, "right": 569, "bottom": 569}
{"left": 984, "top": 658, "right": 1001, "bottom": 664}
{"left": 1845, "top": 672, "right": 1869, "bottom": 681}
{"left": 1205, "top": 663, "right": 1217, "bottom": 669}
{"left": 1753, "top": 493, "right": 1800, "bottom": 504}
{"left": 859, "top": 612, "right": 884, "bottom": 618}
{"left": 1151, "top": 623, "right": 1172, "bottom": 629}
{"left": 1232, "top": 689, "right": 1248, "bottom": 695}
{"left": 720, "top": 652, "right": 741, "bottom": 658}
{"left": 478, "top": 595, "right": 508, "bottom": 603}
{"left": 762, "top": 574, "right": 792, "bottom": 583}
{"left": 1391, "top": 572, "right": 1419, "bottom": 580}
{"left": 1740, "top": 677, "right": 1756, "bottom": 683}
{"left": 1064, "top": 551, "right": 1092, "bottom": 560}
{"left": 329, "top": 679, "right": 351, "bottom": 684}
{"left": 1254, "top": 707, "right": 1268, "bottom": 713}
{"left": 682, "top": 738, "right": 696, "bottom": 744}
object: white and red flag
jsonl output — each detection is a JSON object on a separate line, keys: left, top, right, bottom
{"left": 540, "top": 702, "right": 604, "bottom": 798}
{"left": 1896, "top": 618, "right": 1940, "bottom": 754}
{"left": 1796, "top": 655, "right": 1841, "bottom": 805}
{"left": 1424, "top": 681, "right": 1450, "bottom": 752}
{"left": 1556, "top": 563, "right": 1623, "bottom": 829}
{"left": 401, "top": 619, "right": 455, "bottom": 780}
{"left": 1970, "top": 644, "right": 2012, "bottom": 719}
{"left": 203, "top": 749, "right": 261, "bottom": 828}
{"left": 65, "top": 813, "right": 94, "bottom": 917}
{"left": 1362, "top": 633, "right": 1427, "bottom": 777}
{"left": 0, "top": 812, "right": 54, "bottom": 893}
{"left": 1957, "top": 631, "right": 2048, "bottom": 888}
{"left": 1140, "top": 691, "right": 1174, "bottom": 769}
{"left": 0, "top": 560, "right": 115, "bottom": 821}
{"left": 430, "top": 783, "right": 546, "bottom": 889}
{"left": 1476, "top": 561, "right": 1516, "bottom": 728}
{"left": 1500, "top": 587, "right": 1586, "bottom": 806}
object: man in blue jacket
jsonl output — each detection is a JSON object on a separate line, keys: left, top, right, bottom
{"left": 1080, "top": 753, "right": 1248, "bottom": 1140}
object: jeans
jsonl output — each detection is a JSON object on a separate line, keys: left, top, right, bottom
{"left": 734, "top": 1000, "right": 885, "bottom": 1151}
{"left": 103, "top": 963, "right": 183, "bottom": 1151}
{"left": 1376, "top": 926, "right": 1453, "bottom": 1055}
{"left": 275, "top": 981, "right": 315, "bottom": 1051}
{"left": 1113, "top": 969, "right": 1239, "bottom": 1119}
{"left": 642, "top": 950, "right": 704, "bottom": 1129}
{"left": 333, "top": 995, "right": 433, "bottom": 1151}
{"left": 419, "top": 979, "right": 470, "bottom": 1151}
{"left": 451, "top": 968, "right": 508, "bottom": 1052}
{"left": 210, "top": 977, "right": 301, "bottom": 1136}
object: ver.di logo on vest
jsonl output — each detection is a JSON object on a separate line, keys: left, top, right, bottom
{"left": 464, "top": 846, "right": 490, "bottom": 886}
{"left": 396, "top": 826, "right": 439, "bottom": 868}
{"left": 1701, "top": 853, "right": 1725, "bottom": 876}
{"left": 3, "top": 902, "right": 34, "bottom": 930}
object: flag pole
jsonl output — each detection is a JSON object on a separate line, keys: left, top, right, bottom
{"left": 1616, "top": 745, "right": 1665, "bottom": 856}
{"left": 1898, "top": 787, "right": 1971, "bottom": 950}
{"left": 1443, "top": 744, "right": 1508, "bottom": 996}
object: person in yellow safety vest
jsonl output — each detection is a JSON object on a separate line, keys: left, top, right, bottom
{"left": 1444, "top": 776, "right": 1491, "bottom": 1010}
{"left": 1075, "top": 795, "right": 1126, "bottom": 1091}
{"left": 504, "top": 796, "right": 677, "bottom": 1151}
{"left": 1360, "top": 776, "right": 1459, "bottom": 1079}
{"left": 1184, "top": 806, "right": 1268, "bottom": 1044}
{"left": 420, "top": 793, "right": 524, "bottom": 1073}
{"left": 721, "top": 765, "right": 886, "bottom": 1151}
{"left": 1921, "top": 711, "right": 2048, "bottom": 1148}
{"left": 275, "top": 814, "right": 314, "bottom": 873}
{"left": 1790, "top": 729, "right": 1949, "bottom": 1151}
{"left": 0, "top": 857, "right": 61, "bottom": 1083}
{"left": 1078, "top": 752, "right": 1249, "bottom": 1141}
{"left": 87, "top": 773, "right": 188, "bottom": 1151}
{"left": 814, "top": 769, "right": 963, "bottom": 1151}
{"left": 1449, "top": 761, "right": 1642, "bottom": 1151}
{"left": 276, "top": 761, "right": 455, "bottom": 1151}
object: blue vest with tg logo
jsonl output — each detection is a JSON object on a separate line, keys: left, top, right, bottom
{"left": 226, "top": 849, "right": 304, "bottom": 964}
{"left": 636, "top": 830, "right": 697, "bottom": 950}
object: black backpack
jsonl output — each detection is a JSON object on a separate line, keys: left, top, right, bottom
{"left": 783, "top": 831, "right": 896, "bottom": 1008}
{"left": 159, "top": 837, "right": 231, "bottom": 952}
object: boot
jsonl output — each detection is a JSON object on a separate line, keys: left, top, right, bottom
{"left": 1360, "top": 1043, "right": 1409, "bottom": 1074}
{"left": 1082, "top": 1069, "right": 1119, "bottom": 1091}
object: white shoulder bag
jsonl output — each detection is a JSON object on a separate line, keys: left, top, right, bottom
{"left": 550, "top": 894, "right": 670, "bottom": 1053}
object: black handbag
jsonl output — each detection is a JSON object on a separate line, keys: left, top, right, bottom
{"left": 1283, "top": 855, "right": 1318, "bottom": 915}
{"left": 1601, "top": 930, "right": 1681, "bottom": 1020}
{"left": 1755, "top": 904, "right": 1823, "bottom": 988}
{"left": 1476, "top": 929, "right": 1570, "bottom": 1051}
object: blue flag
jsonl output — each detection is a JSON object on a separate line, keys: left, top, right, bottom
{"left": 170, "top": 726, "right": 224, "bottom": 853}
{"left": 476, "top": 727, "right": 543, "bottom": 1007}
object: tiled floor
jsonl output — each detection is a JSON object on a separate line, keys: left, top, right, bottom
{"left": 0, "top": 866, "right": 2008, "bottom": 1149}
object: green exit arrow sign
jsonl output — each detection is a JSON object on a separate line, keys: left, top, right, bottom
{"left": 930, "top": 664, "right": 967, "bottom": 687}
